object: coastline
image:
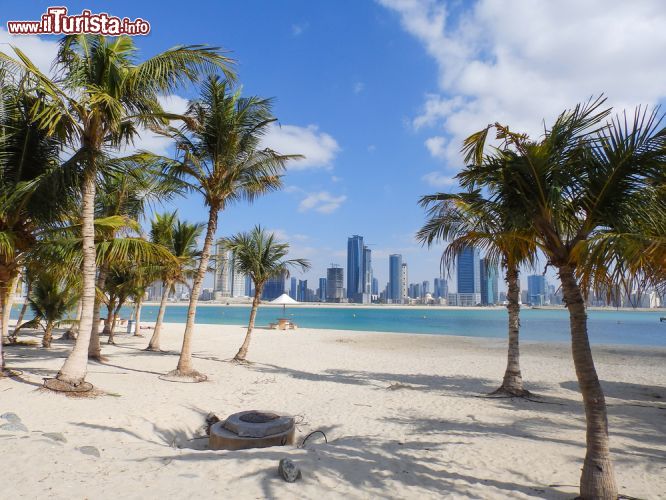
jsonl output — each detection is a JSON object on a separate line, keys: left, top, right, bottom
{"left": 140, "top": 301, "right": 665, "bottom": 313}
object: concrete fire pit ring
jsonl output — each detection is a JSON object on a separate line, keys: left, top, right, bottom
{"left": 209, "top": 410, "right": 295, "bottom": 450}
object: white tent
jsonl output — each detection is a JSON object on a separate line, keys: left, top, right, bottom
{"left": 270, "top": 293, "right": 299, "bottom": 316}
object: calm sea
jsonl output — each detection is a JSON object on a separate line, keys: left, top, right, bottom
{"left": 133, "top": 305, "right": 665, "bottom": 347}
{"left": 13, "top": 304, "right": 665, "bottom": 346}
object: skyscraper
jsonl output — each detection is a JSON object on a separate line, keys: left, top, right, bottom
{"left": 455, "top": 246, "right": 481, "bottom": 305}
{"left": 433, "top": 277, "right": 448, "bottom": 299}
{"left": 318, "top": 277, "right": 327, "bottom": 302}
{"left": 297, "top": 279, "right": 307, "bottom": 302}
{"left": 326, "top": 265, "right": 344, "bottom": 302}
{"left": 289, "top": 277, "right": 297, "bottom": 300}
{"left": 363, "top": 246, "right": 372, "bottom": 296}
{"left": 527, "top": 274, "right": 546, "bottom": 305}
{"left": 422, "top": 280, "right": 430, "bottom": 296}
{"left": 480, "top": 258, "right": 499, "bottom": 305}
{"left": 214, "top": 243, "right": 247, "bottom": 298}
{"left": 346, "top": 235, "right": 364, "bottom": 302}
{"left": 262, "top": 273, "right": 285, "bottom": 300}
{"left": 371, "top": 277, "right": 379, "bottom": 296}
{"left": 401, "top": 262, "right": 408, "bottom": 301}
{"left": 388, "top": 254, "right": 402, "bottom": 303}
{"left": 457, "top": 246, "right": 481, "bottom": 293}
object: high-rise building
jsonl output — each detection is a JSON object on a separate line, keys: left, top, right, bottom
{"left": 214, "top": 243, "right": 247, "bottom": 298}
{"left": 433, "top": 277, "right": 448, "bottom": 299}
{"left": 527, "top": 274, "right": 546, "bottom": 305}
{"left": 347, "top": 235, "right": 364, "bottom": 302}
{"left": 455, "top": 246, "right": 481, "bottom": 305}
{"left": 245, "top": 275, "right": 253, "bottom": 297}
{"left": 480, "top": 258, "right": 499, "bottom": 305}
{"left": 289, "top": 277, "right": 297, "bottom": 300}
{"left": 388, "top": 254, "right": 402, "bottom": 303}
{"left": 371, "top": 277, "right": 379, "bottom": 296}
{"left": 297, "top": 279, "right": 308, "bottom": 302}
{"left": 318, "top": 278, "right": 327, "bottom": 302}
{"left": 401, "top": 263, "right": 408, "bottom": 301}
{"left": 326, "top": 265, "right": 344, "bottom": 302}
{"left": 262, "top": 273, "right": 285, "bottom": 300}
{"left": 457, "top": 246, "right": 480, "bottom": 294}
{"left": 422, "top": 280, "right": 430, "bottom": 296}
{"left": 363, "top": 246, "right": 372, "bottom": 296}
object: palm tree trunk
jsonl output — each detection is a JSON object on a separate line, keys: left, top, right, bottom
{"left": 102, "top": 300, "right": 114, "bottom": 336}
{"left": 493, "top": 264, "right": 527, "bottom": 396}
{"left": 43, "top": 322, "right": 54, "bottom": 348}
{"left": 171, "top": 206, "right": 218, "bottom": 379}
{"left": 63, "top": 299, "right": 82, "bottom": 340}
{"left": 1, "top": 272, "right": 19, "bottom": 344}
{"left": 0, "top": 271, "right": 19, "bottom": 371}
{"left": 88, "top": 265, "right": 108, "bottom": 361}
{"left": 12, "top": 280, "right": 31, "bottom": 343}
{"left": 133, "top": 298, "right": 143, "bottom": 336}
{"left": 56, "top": 168, "right": 97, "bottom": 387}
{"left": 147, "top": 280, "right": 170, "bottom": 351}
{"left": 0, "top": 283, "right": 7, "bottom": 372}
{"left": 108, "top": 303, "right": 122, "bottom": 345}
{"left": 559, "top": 264, "right": 617, "bottom": 499}
{"left": 235, "top": 286, "right": 261, "bottom": 361}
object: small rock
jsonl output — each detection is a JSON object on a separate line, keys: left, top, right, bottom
{"left": 278, "top": 458, "right": 301, "bottom": 483}
{"left": 0, "top": 422, "right": 28, "bottom": 432}
{"left": 0, "top": 412, "right": 21, "bottom": 423}
{"left": 42, "top": 432, "right": 67, "bottom": 443}
{"left": 78, "top": 446, "right": 100, "bottom": 458}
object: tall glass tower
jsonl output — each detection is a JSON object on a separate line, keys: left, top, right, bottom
{"left": 388, "top": 254, "right": 402, "bottom": 302}
{"left": 457, "top": 246, "right": 480, "bottom": 294}
{"left": 347, "top": 235, "right": 364, "bottom": 302}
{"left": 480, "top": 258, "right": 499, "bottom": 305}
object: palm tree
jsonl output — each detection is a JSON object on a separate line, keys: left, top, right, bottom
{"left": 88, "top": 157, "right": 182, "bottom": 360}
{"left": 417, "top": 190, "right": 536, "bottom": 396}
{"left": 160, "top": 77, "right": 301, "bottom": 380}
{"left": 0, "top": 77, "right": 67, "bottom": 372}
{"left": 223, "top": 226, "right": 310, "bottom": 361}
{"left": 146, "top": 213, "right": 203, "bottom": 352}
{"left": 0, "top": 35, "right": 233, "bottom": 387}
{"left": 26, "top": 271, "right": 78, "bottom": 348}
{"left": 460, "top": 97, "right": 666, "bottom": 499}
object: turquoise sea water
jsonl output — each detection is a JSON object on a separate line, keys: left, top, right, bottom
{"left": 134, "top": 305, "right": 665, "bottom": 347}
{"left": 13, "top": 304, "right": 665, "bottom": 346}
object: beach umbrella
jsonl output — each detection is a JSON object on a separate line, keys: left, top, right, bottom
{"left": 270, "top": 293, "right": 299, "bottom": 316}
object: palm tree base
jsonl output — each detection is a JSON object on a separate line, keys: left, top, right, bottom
{"left": 44, "top": 377, "right": 93, "bottom": 393}
{"left": 488, "top": 386, "right": 533, "bottom": 398}
{"left": 60, "top": 330, "right": 77, "bottom": 340}
{"left": 161, "top": 369, "right": 207, "bottom": 383}
{"left": 0, "top": 367, "right": 22, "bottom": 378}
{"left": 89, "top": 355, "right": 109, "bottom": 363}
{"left": 144, "top": 346, "right": 165, "bottom": 353}
{"left": 232, "top": 356, "right": 250, "bottom": 364}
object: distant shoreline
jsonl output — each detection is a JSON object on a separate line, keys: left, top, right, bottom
{"left": 140, "top": 301, "right": 664, "bottom": 312}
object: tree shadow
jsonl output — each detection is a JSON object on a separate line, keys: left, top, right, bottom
{"left": 140, "top": 434, "right": 574, "bottom": 499}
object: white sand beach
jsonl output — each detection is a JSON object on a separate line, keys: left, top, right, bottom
{"left": 2, "top": 323, "right": 665, "bottom": 499}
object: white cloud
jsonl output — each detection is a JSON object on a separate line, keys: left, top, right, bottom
{"left": 424, "top": 136, "right": 448, "bottom": 160}
{"left": 298, "top": 191, "right": 347, "bottom": 214}
{"left": 0, "top": 28, "right": 59, "bottom": 75}
{"left": 262, "top": 123, "right": 340, "bottom": 171}
{"left": 422, "top": 171, "right": 457, "bottom": 188}
{"left": 353, "top": 81, "right": 365, "bottom": 94}
{"left": 292, "top": 23, "right": 309, "bottom": 36}
{"left": 378, "top": 0, "right": 666, "bottom": 169}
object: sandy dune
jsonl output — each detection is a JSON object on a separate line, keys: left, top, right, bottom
{"left": 2, "top": 323, "right": 665, "bottom": 499}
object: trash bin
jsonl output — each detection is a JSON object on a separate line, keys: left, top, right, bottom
{"left": 127, "top": 320, "right": 134, "bottom": 334}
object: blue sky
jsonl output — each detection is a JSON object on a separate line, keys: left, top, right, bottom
{"left": 2, "top": 1, "right": 665, "bottom": 291}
